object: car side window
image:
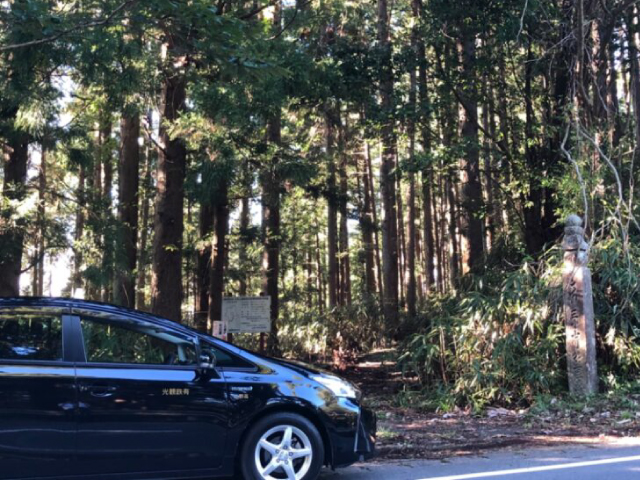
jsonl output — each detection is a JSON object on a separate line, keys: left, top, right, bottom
{"left": 0, "top": 314, "right": 63, "bottom": 362}
{"left": 80, "top": 318, "right": 197, "bottom": 366}
{"left": 201, "top": 342, "right": 254, "bottom": 370}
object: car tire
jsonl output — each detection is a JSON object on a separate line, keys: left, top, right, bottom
{"left": 240, "top": 412, "right": 325, "bottom": 480}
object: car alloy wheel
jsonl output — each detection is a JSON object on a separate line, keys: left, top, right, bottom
{"left": 254, "top": 424, "right": 313, "bottom": 480}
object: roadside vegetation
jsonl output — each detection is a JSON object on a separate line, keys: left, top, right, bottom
{"left": 2, "top": 0, "right": 640, "bottom": 421}
{"left": 398, "top": 235, "right": 640, "bottom": 412}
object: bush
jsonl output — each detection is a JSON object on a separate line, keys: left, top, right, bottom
{"left": 262, "top": 293, "right": 385, "bottom": 363}
{"left": 399, "top": 231, "right": 640, "bottom": 411}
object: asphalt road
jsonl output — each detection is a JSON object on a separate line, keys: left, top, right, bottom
{"left": 318, "top": 444, "right": 640, "bottom": 480}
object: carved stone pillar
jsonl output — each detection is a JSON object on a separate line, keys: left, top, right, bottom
{"left": 562, "top": 214, "right": 598, "bottom": 396}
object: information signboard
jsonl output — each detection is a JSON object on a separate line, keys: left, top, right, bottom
{"left": 222, "top": 296, "right": 271, "bottom": 333}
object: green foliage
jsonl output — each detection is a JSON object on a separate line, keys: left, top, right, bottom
{"left": 528, "top": 379, "right": 640, "bottom": 420}
{"left": 277, "top": 296, "right": 385, "bottom": 361}
{"left": 591, "top": 232, "right": 640, "bottom": 377}
{"left": 400, "top": 234, "right": 640, "bottom": 411}
{"left": 4, "top": 0, "right": 640, "bottom": 418}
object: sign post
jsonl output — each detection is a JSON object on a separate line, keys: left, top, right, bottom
{"left": 221, "top": 296, "right": 271, "bottom": 335}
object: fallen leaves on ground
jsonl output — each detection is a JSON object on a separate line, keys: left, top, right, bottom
{"left": 335, "top": 352, "right": 640, "bottom": 462}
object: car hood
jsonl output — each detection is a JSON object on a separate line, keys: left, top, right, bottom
{"left": 270, "top": 358, "right": 335, "bottom": 378}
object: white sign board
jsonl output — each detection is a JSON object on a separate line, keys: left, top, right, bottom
{"left": 222, "top": 296, "right": 271, "bottom": 334}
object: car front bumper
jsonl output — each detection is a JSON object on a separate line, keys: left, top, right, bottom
{"left": 355, "top": 405, "right": 377, "bottom": 460}
{"left": 323, "top": 399, "right": 376, "bottom": 468}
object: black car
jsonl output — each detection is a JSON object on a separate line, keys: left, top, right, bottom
{"left": 0, "top": 297, "right": 375, "bottom": 480}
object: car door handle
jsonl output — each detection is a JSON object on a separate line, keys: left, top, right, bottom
{"left": 83, "top": 385, "right": 118, "bottom": 398}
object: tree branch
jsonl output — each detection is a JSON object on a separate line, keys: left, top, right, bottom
{"left": 270, "top": 1, "right": 312, "bottom": 40}
{"left": 516, "top": 0, "right": 529, "bottom": 41}
{"left": 559, "top": 123, "right": 590, "bottom": 232}
{"left": 0, "top": 0, "right": 138, "bottom": 52}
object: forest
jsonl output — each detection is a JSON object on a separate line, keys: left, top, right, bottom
{"left": 1, "top": 0, "right": 640, "bottom": 410}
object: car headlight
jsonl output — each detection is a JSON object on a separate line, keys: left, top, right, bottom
{"left": 312, "top": 375, "right": 360, "bottom": 400}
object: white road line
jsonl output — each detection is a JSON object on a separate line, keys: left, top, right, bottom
{"left": 415, "top": 454, "right": 640, "bottom": 480}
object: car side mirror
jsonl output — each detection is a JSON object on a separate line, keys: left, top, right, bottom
{"left": 197, "top": 352, "right": 216, "bottom": 378}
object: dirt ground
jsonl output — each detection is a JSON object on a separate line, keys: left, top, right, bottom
{"left": 337, "top": 350, "right": 640, "bottom": 461}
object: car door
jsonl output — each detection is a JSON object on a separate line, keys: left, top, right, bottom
{"left": 70, "top": 310, "right": 229, "bottom": 477}
{"left": 0, "top": 307, "right": 78, "bottom": 480}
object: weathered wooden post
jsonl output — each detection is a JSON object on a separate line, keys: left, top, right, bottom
{"left": 562, "top": 214, "right": 598, "bottom": 395}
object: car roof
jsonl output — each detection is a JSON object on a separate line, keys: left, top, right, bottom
{"left": 0, "top": 297, "right": 194, "bottom": 336}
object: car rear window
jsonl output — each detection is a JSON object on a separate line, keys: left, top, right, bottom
{"left": 0, "top": 315, "right": 63, "bottom": 362}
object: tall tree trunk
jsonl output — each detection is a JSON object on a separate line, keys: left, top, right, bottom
{"left": 608, "top": 28, "right": 622, "bottom": 154}
{"left": 305, "top": 246, "right": 313, "bottom": 309}
{"left": 315, "top": 227, "right": 325, "bottom": 314}
{"left": 406, "top": 0, "right": 420, "bottom": 316}
{"left": 262, "top": 1, "right": 283, "bottom": 354}
{"left": 542, "top": 0, "right": 572, "bottom": 242}
{"left": 238, "top": 193, "right": 250, "bottom": 296}
{"left": 185, "top": 200, "right": 194, "bottom": 313}
{"left": 338, "top": 119, "right": 351, "bottom": 305}
{"left": 523, "top": 42, "right": 546, "bottom": 254}
{"left": 359, "top": 142, "right": 377, "bottom": 295}
{"left": 414, "top": 200, "right": 424, "bottom": 301}
{"left": 261, "top": 158, "right": 281, "bottom": 354}
{"left": 151, "top": 39, "right": 188, "bottom": 322}
{"left": 457, "top": 31, "right": 484, "bottom": 272}
{"left": 406, "top": 173, "right": 417, "bottom": 317}
{"left": 434, "top": 174, "right": 445, "bottom": 293}
{"left": 487, "top": 81, "right": 504, "bottom": 232}
{"left": 326, "top": 111, "right": 339, "bottom": 308}
{"left": 366, "top": 141, "right": 384, "bottom": 299}
{"left": 415, "top": 0, "right": 436, "bottom": 292}
{"left": 441, "top": 71, "right": 460, "bottom": 288}
{"left": 496, "top": 50, "right": 512, "bottom": 231}
{"left": 587, "top": 5, "right": 606, "bottom": 218}
{"left": 0, "top": 133, "right": 29, "bottom": 296}
{"left": 593, "top": 10, "right": 613, "bottom": 128}
{"left": 446, "top": 173, "right": 460, "bottom": 286}
{"left": 482, "top": 78, "right": 496, "bottom": 250}
{"left": 195, "top": 204, "right": 213, "bottom": 332}
{"left": 421, "top": 169, "right": 436, "bottom": 293}
{"left": 101, "top": 118, "right": 114, "bottom": 303}
{"left": 208, "top": 186, "right": 229, "bottom": 330}
{"left": 377, "top": 0, "right": 399, "bottom": 324}
{"left": 115, "top": 113, "right": 140, "bottom": 308}
{"left": 627, "top": 8, "right": 640, "bottom": 164}
{"left": 73, "top": 163, "right": 86, "bottom": 295}
{"left": 85, "top": 136, "right": 102, "bottom": 302}
{"left": 136, "top": 145, "right": 152, "bottom": 311}
{"left": 397, "top": 171, "right": 406, "bottom": 307}
{"left": 607, "top": 28, "right": 622, "bottom": 163}
{"left": 35, "top": 146, "right": 46, "bottom": 296}
{"left": 454, "top": 180, "right": 464, "bottom": 275}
